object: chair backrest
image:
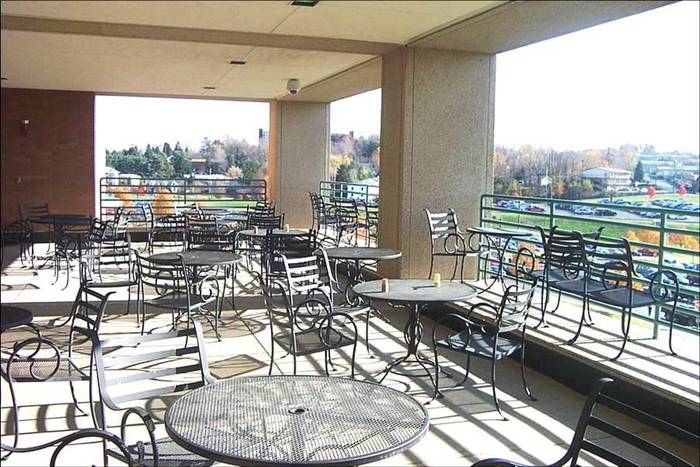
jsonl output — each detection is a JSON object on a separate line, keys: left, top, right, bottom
{"left": 425, "top": 208, "right": 459, "bottom": 246}
{"left": 334, "top": 198, "right": 358, "bottom": 223}
{"left": 558, "top": 378, "right": 698, "bottom": 467}
{"left": 187, "top": 219, "right": 235, "bottom": 251}
{"left": 495, "top": 280, "right": 538, "bottom": 334}
{"left": 538, "top": 226, "right": 587, "bottom": 275}
{"left": 252, "top": 201, "right": 275, "bottom": 216}
{"left": 18, "top": 203, "right": 49, "bottom": 221}
{"left": 265, "top": 230, "right": 316, "bottom": 275}
{"left": 92, "top": 320, "right": 213, "bottom": 412}
{"left": 582, "top": 237, "right": 634, "bottom": 287}
{"left": 81, "top": 236, "right": 136, "bottom": 285}
{"left": 136, "top": 252, "right": 189, "bottom": 295}
{"left": 141, "top": 202, "right": 154, "bottom": 228}
{"left": 154, "top": 214, "right": 187, "bottom": 232}
{"left": 249, "top": 214, "right": 284, "bottom": 230}
{"left": 281, "top": 253, "right": 330, "bottom": 307}
{"left": 71, "top": 284, "right": 114, "bottom": 335}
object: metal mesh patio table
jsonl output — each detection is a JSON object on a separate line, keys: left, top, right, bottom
{"left": 165, "top": 375, "right": 429, "bottom": 466}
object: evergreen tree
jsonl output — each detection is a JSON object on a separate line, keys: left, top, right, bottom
{"left": 633, "top": 161, "right": 645, "bottom": 183}
{"left": 163, "top": 142, "right": 173, "bottom": 157}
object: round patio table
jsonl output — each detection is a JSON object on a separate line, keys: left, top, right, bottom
{"left": 165, "top": 375, "right": 429, "bottom": 466}
{"left": 467, "top": 226, "right": 531, "bottom": 292}
{"left": 323, "top": 247, "right": 401, "bottom": 303}
{"left": 238, "top": 228, "right": 307, "bottom": 238}
{"left": 353, "top": 279, "right": 477, "bottom": 385}
{"left": 149, "top": 250, "right": 243, "bottom": 268}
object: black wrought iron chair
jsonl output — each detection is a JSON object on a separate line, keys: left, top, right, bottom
{"left": 259, "top": 272, "right": 358, "bottom": 377}
{"left": 424, "top": 208, "right": 485, "bottom": 283}
{"left": 357, "top": 201, "right": 379, "bottom": 247}
{"left": 516, "top": 227, "right": 601, "bottom": 328}
{"left": 18, "top": 203, "right": 51, "bottom": 261}
{"left": 1, "top": 220, "right": 34, "bottom": 269}
{"left": 313, "top": 249, "right": 377, "bottom": 355}
{"left": 136, "top": 252, "right": 221, "bottom": 338}
{"left": 80, "top": 232, "right": 138, "bottom": 318}
{"left": 572, "top": 237, "right": 679, "bottom": 359}
{"left": 150, "top": 214, "right": 187, "bottom": 252}
{"left": 264, "top": 229, "right": 317, "bottom": 285}
{"left": 472, "top": 377, "right": 699, "bottom": 467}
{"left": 331, "top": 197, "right": 359, "bottom": 246}
{"left": 2, "top": 285, "right": 112, "bottom": 433}
{"left": 91, "top": 320, "right": 214, "bottom": 467}
{"left": 431, "top": 280, "right": 539, "bottom": 419}
{"left": 186, "top": 220, "right": 239, "bottom": 309}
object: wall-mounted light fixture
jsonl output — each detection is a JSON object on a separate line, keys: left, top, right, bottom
{"left": 20, "top": 119, "right": 29, "bottom": 135}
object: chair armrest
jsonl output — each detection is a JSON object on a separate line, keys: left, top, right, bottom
{"left": 119, "top": 406, "right": 157, "bottom": 467}
{"left": 648, "top": 269, "right": 679, "bottom": 303}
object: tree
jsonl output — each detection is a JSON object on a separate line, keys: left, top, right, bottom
{"left": 647, "top": 185, "right": 656, "bottom": 198}
{"left": 162, "top": 142, "right": 173, "bottom": 157}
{"left": 171, "top": 149, "right": 192, "bottom": 177}
{"left": 226, "top": 166, "right": 243, "bottom": 179}
{"left": 335, "top": 163, "right": 355, "bottom": 183}
{"left": 678, "top": 185, "right": 687, "bottom": 196}
{"left": 241, "top": 160, "right": 260, "bottom": 183}
{"left": 633, "top": 161, "right": 645, "bottom": 184}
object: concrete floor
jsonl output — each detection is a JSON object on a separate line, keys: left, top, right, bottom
{"left": 1, "top": 245, "right": 699, "bottom": 466}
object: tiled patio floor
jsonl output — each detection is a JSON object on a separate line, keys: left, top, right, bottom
{"left": 1, "top": 245, "right": 698, "bottom": 466}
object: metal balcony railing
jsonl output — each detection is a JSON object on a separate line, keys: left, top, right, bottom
{"left": 479, "top": 193, "right": 700, "bottom": 337}
{"left": 99, "top": 177, "right": 267, "bottom": 218}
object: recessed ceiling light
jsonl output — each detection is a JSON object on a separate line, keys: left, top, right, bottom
{"left": 290, "top": 0, "right": 319, "bottom": 7}
{"left": 229, "top": 60, "right": 247, "bottom": 65}
{"left": 203, "top": 86, "right": 216, "bottom": 90}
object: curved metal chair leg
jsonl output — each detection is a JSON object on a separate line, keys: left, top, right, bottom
{"left": 520, "top": 345, "right": 536, "bottom": 401}
{"left": 457, "top": 355, "right": 471, "bottom": 386}
{"left": 69, "top": 379, "right": 87, "bottom": 416}
{"left": 612, "top": 307, "right": 632, "bottom": 360}
{"left": 567, "top": 298, "right": 588, "bottom": 344}
{"left": 667, "top": 303, "right": 678, "bottom": 355}
{"left": 428, "top": 256, "right": 435, "bottom": 280}
{"left": 490, "top": 360, "right": 507, "bottom": 420}
{"left": 430, "top": 348, "right": 443, "bottom": 403}
{"left": 268, "top": 338, "right": 275, "bottom": 376}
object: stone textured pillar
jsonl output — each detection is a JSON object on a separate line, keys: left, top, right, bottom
{"left": 378, "top": 47, "right": 495, "bottom": 279}
{"left": 268, "top": 100, "right": 330, "bottom": 229}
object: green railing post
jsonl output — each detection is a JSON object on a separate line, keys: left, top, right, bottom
{"left": 549, "top": 198, "right": 555, "bottom": 230}
{"left": 654, "top": 211, "right": 667, "bottom": 340}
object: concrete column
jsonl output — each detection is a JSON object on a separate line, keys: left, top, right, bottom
{"left": 378, "top": 47, "right": 495, "bottom": 279}
{"left": 268, "top": 100, "right": 330, "bottom": 228}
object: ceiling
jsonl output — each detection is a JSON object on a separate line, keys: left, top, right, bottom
{"left": 0, "top": 1, "right": 668, "bottom": 102}
{"left": 0, "top": 0, "right": 503, "bottom": 100}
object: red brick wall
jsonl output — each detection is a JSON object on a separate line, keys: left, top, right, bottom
{"left": 1, "top": 88, "right": 95, "bottom": 223}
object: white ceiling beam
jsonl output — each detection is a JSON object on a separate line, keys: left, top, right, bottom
{"left": 1, "top": 15, "right": 398, "bottom": 56}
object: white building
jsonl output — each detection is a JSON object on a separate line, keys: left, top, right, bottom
{"left": 581, "top": 167, "right": 632, "bottom": 191}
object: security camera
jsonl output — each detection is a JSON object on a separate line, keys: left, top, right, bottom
{"left": 286, "top": 79, "right": 301, "bottom": 95}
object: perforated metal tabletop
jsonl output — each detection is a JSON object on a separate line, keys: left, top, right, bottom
{"left": 165, "top": 375, "right": 429, "bottom": 466}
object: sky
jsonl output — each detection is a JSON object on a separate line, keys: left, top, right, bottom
{"left": 96, "top": 1, "right": 698, "bottom": 155}
{"left": 95, "top": 96, "right": 269, "bottom": 152}
{"left": 495, "top": 1, "right": 699, "bottom": 153}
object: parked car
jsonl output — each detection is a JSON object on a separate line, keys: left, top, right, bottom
{"left": 526, "top": 205, "right": 545, "bottom": 213}
{"left": 594, "top": 208, "right": 617, "bottom": 217}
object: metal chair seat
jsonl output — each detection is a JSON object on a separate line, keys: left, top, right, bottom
{"left": 528, "top": 267, "right": 570, "bottom": 282}
{"left": 589, "top": 287, "right": 662, "bottom": 308}
{"left": 273, "top": 325, "right": 356, "bottom": 356}
{"left": 437, "top": 331, "right": 522, "bottom": 360}
{"left": 3, "top": 357, "right": 88, "bottom": 382}
{"left": 107, "top": 437, "right": 213, "bottom": 467}
{"left": 553, "top": 277, "right": 606, "bottom": 294}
